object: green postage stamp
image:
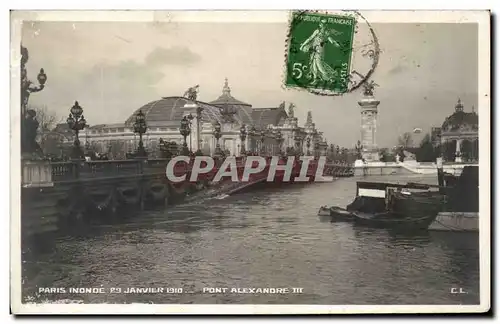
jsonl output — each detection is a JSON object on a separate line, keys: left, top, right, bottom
{"left": 285, "top": 11, "right": 356, "bottom": 94}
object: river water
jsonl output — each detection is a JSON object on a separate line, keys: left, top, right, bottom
{"left": 22, "top": 174, "right": 480, "bottom": 305}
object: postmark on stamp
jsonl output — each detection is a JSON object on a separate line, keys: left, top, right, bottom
{"left": 284, "top": 10, "right": 380, "bottom": 96}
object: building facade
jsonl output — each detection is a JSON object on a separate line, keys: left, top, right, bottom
{"left": 436, "top": 99, "right": 479, "bottom": 162}
{"left": 77, "top": 79, "right": 326, "bottom": 159}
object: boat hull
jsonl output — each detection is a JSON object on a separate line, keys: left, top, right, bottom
{"left": 330, "top": 207, "right": 355, "bottom": 222}
{"left": 352, "top": 212, "right": 438, "bottom": 231}
{"left": 429, "top": 212, "right": 479, "bottom": 232}
{"left": 390, "top": 191, "right": 445, "bottom": 220}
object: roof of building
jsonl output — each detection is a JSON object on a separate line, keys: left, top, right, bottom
{"left": 122, "top": 96, "right": 243, "bottom": 128}
{"left": 441, "top": 99, "right": 478, "bottom": 132}
{"left": 89, "top": 123, "right": 126, "bottom": 130}
{"left": 208, "top": 78, "right": 253, "bottom": 124}
{"left": 86, "top": 81, "right": 295, "bottom": 132}
{"left": 251, "top": 107, "right": 288, "bottom": 129}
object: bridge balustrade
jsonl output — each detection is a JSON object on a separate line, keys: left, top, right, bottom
{"left": 82, "top": 160, "right": 143, "bottom": 178}
{"left": 51, "top": 162, "right": 77, "bottom": 181}
{"left": 47, "top": 156, "right": 353, "bottom": 184}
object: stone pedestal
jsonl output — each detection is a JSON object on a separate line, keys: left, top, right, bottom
{"left": 22, "top": 160, "right": 54, "bottom": 188}
{"left": 183, "top": 103, "right": 201, "bottom": 152}
{"left": 358, "top": 95, "right": 381, "bottom": 162}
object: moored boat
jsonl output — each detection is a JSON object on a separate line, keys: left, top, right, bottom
{"left": 317, "top": 164, "right": 478, "bottom": 231}
{"left": 320, "top": 180, "right": 445, "bottom": 229}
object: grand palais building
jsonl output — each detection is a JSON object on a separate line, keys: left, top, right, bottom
{"left": 80, "top": 79, "right": 326, "bottom": 158}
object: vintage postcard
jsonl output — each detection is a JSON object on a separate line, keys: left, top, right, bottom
{"left": 10, "top": 10, "right": 490, "bottom": 314}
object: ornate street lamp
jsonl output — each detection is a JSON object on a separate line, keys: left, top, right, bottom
{"left": 180, "top": 116, "right": 191, "bottom": 155}
{"left": 311, "top": 129, "right": 318, "bottom": 156}
{"left": 306, "top": 136, "right": 311, "bottom": 156}
{"left": 21, "top": 46, "right": 47, "bottom": 116}
{"left": 213, "top": 120, "right": 222, "bottom": 157}
{"left": 195, "top": 106, "right": 204, "bottom": 154}
{"left": 294, "top": 128, "right": 302, "bottom": 155}
{"left": 21, "top": 45, "right": 47, "bottom": 156}
{"left": 133, "top": 109, "right": 148, "bottom": 157}
{"left": 186, "top": 113, "right": 195, "bottom": 152}
{"left": 239, "top": 124, "right": 247, "bottom": 156}
{"left": 275, "top": 129, "right": 284, "bottom": 156}
{"left": 248, "top": 125, "right": 257, "bottom": 154}
{"left": 260, "top": 130, "right": 266, "bottom": 155}
{"left": 84, "top": 125, "right": 91, "bottom": 155}
{"left": 66, "top": 101, "right": 87, "bottom": 160}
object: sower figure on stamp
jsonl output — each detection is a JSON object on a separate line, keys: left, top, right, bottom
{"left": 300, "top": 20, "right": 342, "bottom": 85}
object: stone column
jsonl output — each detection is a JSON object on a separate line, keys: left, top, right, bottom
{"left": 455, "top": 138, "right": 462, "bottom": 163}
{"left": 358, "top": 94, "right": 381, "bottom": 162}
{"left": 245, "top": 130, "right": 250, "bottom": 155}
{"left": 182, "top": 102, "right": 201, "bottom": 152}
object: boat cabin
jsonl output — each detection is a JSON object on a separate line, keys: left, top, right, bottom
{"left": 349, "top": 181, "right": 438, "bottom": 214}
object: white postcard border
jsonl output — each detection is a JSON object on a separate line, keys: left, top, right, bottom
{"left": 9, "top": 10, "right": 491, "bottom": 315}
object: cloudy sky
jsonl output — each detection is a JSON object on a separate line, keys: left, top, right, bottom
{"left": 21, "top": 17, "right": 478, "bottom": 147}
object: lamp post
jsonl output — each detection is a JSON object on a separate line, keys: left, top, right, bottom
{"left": 133, "top": 109, "right": 148, "bottom": 157}
{"left": 21, "top": 45, "right": 47, "bottom": 156}
{"left": 180, "top": 116, "right": 191, "bottom": 155}
{"left": 239, "top": 124, "right": 247, "bottom": 156}
{"left": 275, "top": 129, "right": 284, "bottom": 156}
{"left": 84, "top": 125, "right": 91, "bottom": 155}
{"left": 213, "top": 121, "right": 222, "bottom": 157}
{"left": 306, "top": 136, "right": 311, "bottom": 156}
{"left": 195, "top": 106, "right": 204, "bottom": 154}
{"left": 66, "top": 101, "right": 87, "bottom": 160}
{"left": 248, "top": 125, "right": 257, "bottom": 154}
{"left": 294, "top": 128, "right": 302, "bottom": 155}
{"left": 260, "top": 130, "right": 266, "bottom": 155}
{"left": 311, "top": 129, "right": 318, "bottom": 156}
{"left": 186, "top": 113, "right": 194, "bottom": 152}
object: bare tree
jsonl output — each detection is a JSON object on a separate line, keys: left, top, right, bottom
{"left": 28, "top": 105, "right": 61, "bottom": 133}
{"left": 27, "top": 105, "right": 65, "bottom": 154}
{"left": 397, "top": 132, "right": 413, "bottom": 148}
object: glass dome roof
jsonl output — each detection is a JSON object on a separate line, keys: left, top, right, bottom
{"left": 124, "top": 96, "right": 242, "bottom": 127}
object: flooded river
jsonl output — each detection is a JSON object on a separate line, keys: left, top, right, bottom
{"left": 22, "top": 175, "right": 480, "bottom": 305}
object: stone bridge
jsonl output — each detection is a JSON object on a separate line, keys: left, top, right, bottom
{"left": 20, "top": 156, "right": 353, "bottom": 239}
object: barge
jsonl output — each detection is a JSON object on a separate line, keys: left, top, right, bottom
{"left": 318, "top": 165, "right": 479, "bottom": 232}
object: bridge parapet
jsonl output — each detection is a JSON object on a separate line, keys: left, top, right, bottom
{"left": 46, "top": 156, "right": 354, "bottom": 184}
{"left": 22, "top": 160, "right": 54, "bottom": 188}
